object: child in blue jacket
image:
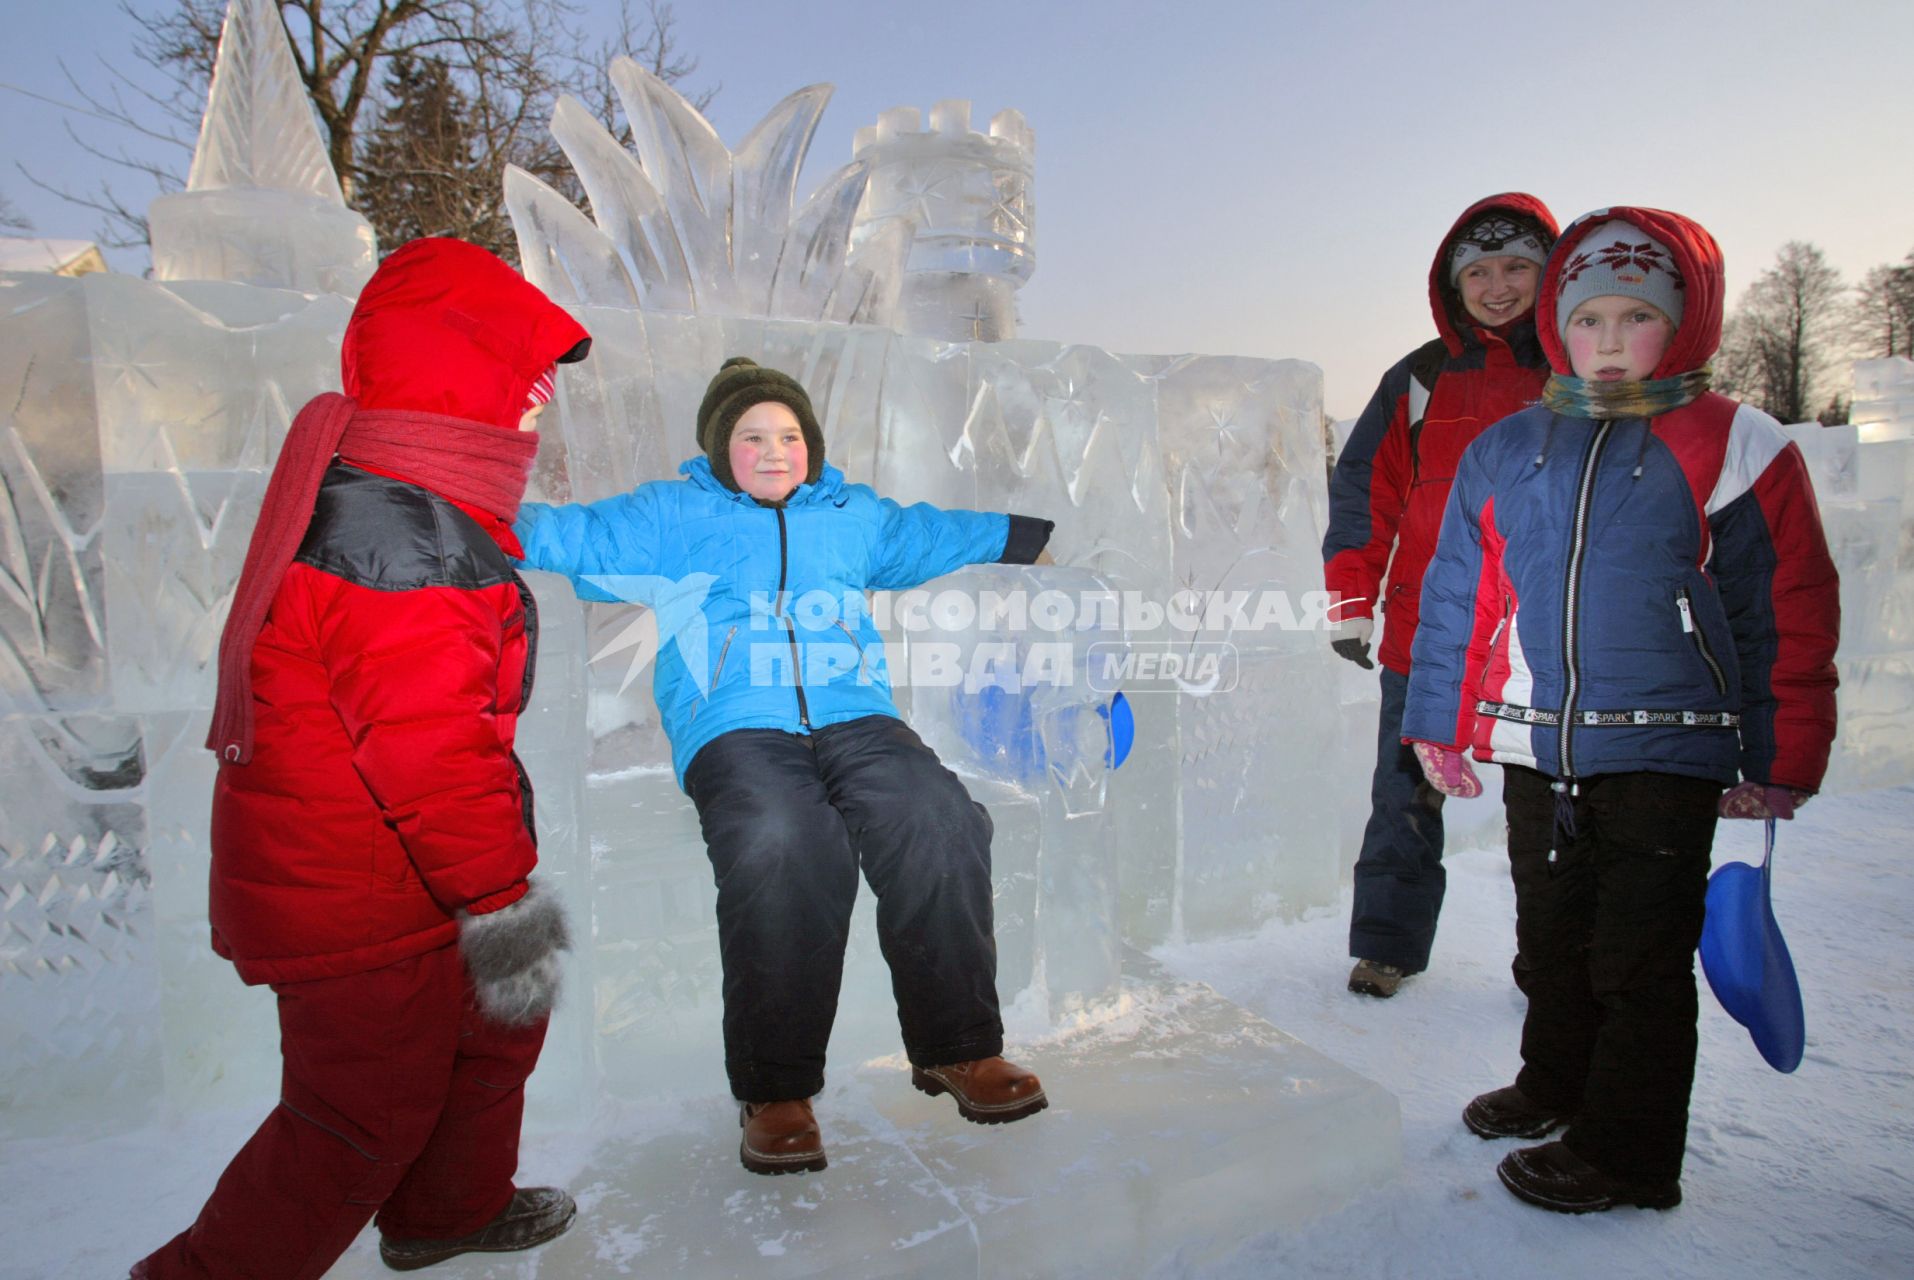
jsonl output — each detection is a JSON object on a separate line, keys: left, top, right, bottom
{"left": 515, "top": 357, "right": 1055, "bottom": 1174}
{"left": 1403, "top": 209, "right": 1838, "bottom": 1214}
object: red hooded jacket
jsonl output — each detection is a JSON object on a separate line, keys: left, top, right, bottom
{"left": 1324, "top": 194, "right": 1560, "bottom": 674}
{"left": 208, "top": 240, "right": 589, "bottom": 984}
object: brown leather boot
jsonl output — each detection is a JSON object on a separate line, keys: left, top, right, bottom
{"left": 739, "top": 1098, "right": 827, "bottom": 1175}
{"left": 912, "top": 1056, "right": 1049, "bottom": 1124}
{"left": 378, "top": 1187, "right": 577, "bottom": 1271}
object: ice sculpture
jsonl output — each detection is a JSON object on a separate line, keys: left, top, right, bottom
{"left": 1852, "top": 356, "right": 1914, "bottom": 443}
{"left": 508, "top": 62, "right": 912, "bottom": 325}
{"left": 851, "top": 101, "right": 1036, "bottom": 342}
{"left": 1790, "top": 397, "right": 1914, "bottom": 791}
{"left": 147, "top": 0, "right": 376, "bottom": 294}
{"left": 13, "top": 1, "right": 1902, "bottom": 1267}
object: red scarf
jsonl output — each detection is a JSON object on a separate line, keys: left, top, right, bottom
{"left": 206, "top": 393, "right": 539, "bottom": 764}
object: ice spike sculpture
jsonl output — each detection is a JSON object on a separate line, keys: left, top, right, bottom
{"left": 852, "top": 101, "right": 1036, "bottom": 342}
{"left": 147, "top": 0, "right": 376, "bottom": 295}
{"left": 511, "top": 61, "right": 913, "bottom": 325}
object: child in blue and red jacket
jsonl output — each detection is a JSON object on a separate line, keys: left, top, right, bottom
{"left": 1403, "top": 208, "right": 1839, "bottom": 1213}
{"left": 1323, "top": 193, "right": 1559, "bottom": 998}
{"left": 136, "top": 239, "right": 590, "bottom": 1278}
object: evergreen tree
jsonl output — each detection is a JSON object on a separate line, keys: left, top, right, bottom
{"left": 356, "top": 55, "right": 510, "bottom": 255}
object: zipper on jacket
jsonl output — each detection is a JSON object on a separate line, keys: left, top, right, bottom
{"left": 774, "top": 507, "right": 812, "bottom": 729}
{"left": 1677, "top": 588, "right": 1728, "bottom": 697}
{"left": 513, "top": 575, "right": 539, "bottom": 710}
{"left": 1557, "top": 420, "right": 1614, "bottom": 786}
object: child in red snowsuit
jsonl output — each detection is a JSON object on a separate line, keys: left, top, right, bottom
{"left": 134, "top": 238, "right": 591, "bottom": 1277}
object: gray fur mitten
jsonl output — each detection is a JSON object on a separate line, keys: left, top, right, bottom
{"left": 457, "top": 880, "right": 572, "bottom": 1027}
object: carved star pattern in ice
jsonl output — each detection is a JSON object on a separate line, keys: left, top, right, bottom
{"left": 891, "top": 166, "right": 970, "bottom": 230}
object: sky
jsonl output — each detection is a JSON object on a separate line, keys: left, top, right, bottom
{"left": 4, "top": 0, "right": 1913, "bottom": 417}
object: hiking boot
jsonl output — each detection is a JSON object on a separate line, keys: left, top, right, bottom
{"left": 378, "top": 1186, "right": 576, "bottom": 1271}
{"left": 912, "top": 1056, "right": 1049, "bottom": 1124}
{"left": 1347, "top": 959, "right": 1406, "bottom": 998}
{"left": 740, "top": 1098, "right": 827, "bottom": 1175}
{"left": 1497, "top": 1141, "right": 1682, "bottom": 1214}
{"left": 1463, "top": 1085, "right": 1569, "bottom": 1140}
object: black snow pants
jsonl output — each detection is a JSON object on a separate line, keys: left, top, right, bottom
{"left": 1503, "top": 765, "right": 1721, "bottom": 1185}
{"left": 682, "top": 715, "right": 1003, "bottom": 1101}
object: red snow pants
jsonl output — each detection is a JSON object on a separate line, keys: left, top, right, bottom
{"left": 133, "top": 942, "right": 548, "bottom": 1279}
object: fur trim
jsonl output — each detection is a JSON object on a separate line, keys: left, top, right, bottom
{"left": 458, "top": 880, "right": 572, "bottom": 1027}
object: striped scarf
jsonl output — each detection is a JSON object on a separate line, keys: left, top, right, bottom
{"left": 1541, "top": 366, "right": 1713, "bottom": 420}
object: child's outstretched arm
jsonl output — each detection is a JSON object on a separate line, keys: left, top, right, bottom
{"left": 514, "top": 488, "right": 666, "bottom": 603}
{"left": 868, "top": 499, "right": 1054, "bottom": 591}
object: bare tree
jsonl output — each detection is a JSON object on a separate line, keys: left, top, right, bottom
{"left": 1716, "top": 241, "right": 1847, "bottom": 424}
{"left": 0, "top": 192, "right": 31, "bottom": 233}
{"left": 31, "top": 0, "right": 712, "bottom": 257}
{"left": 1851, "top": 255, "right": 1914, "bottom": 360}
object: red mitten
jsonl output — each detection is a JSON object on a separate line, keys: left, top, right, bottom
{"left": 1411, "top": 741, "right": 1483, "bottom": 799}
{"left": 1718, "top": 781, "right": 1811, "bottom": 821}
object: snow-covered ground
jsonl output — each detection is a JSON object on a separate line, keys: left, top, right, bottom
{"left": 7, "top": 787, "right": 1911, "bottom": 1279}
{"left": 1162, "top": 785, "right": 1914, "bottom": 1280}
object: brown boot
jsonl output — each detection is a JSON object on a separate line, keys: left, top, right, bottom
{"left": 912, "top": 1056, "right": 1049, "bottom": 1124}
{"left": 739, "top": 1098, "right": 827, "bottom": 1175}
{"left": 378, "top": 1187, "right": 576, "bottom": 1271}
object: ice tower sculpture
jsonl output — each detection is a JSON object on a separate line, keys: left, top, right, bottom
{"left": 850, "top": 101, "right": 1037, "bottom": 342}
{"left": 146, "top": 0, "right": 376, "bottom": 294}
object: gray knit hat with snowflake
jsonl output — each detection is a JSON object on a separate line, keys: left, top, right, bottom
{"left": 1554, "top": 220, "right": 1686, "bottom": 337}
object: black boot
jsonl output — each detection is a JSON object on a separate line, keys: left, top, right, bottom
{"left": 1462, "top": 1085, "right": 1569, "bottom": 1140}
{"left": 1497, "top": 1142, "right": 1681, "bottom": 1214}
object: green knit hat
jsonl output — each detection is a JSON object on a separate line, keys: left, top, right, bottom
{"left": 695, "top": 356, "right": 825, "bottom": 492}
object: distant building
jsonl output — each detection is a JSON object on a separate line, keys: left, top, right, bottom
{"left": 0, "top": 236, "right": 109, "bottom": 276}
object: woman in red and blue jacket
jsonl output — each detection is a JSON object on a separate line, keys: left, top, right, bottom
{"left": 1323, "top": 193, "right": 1559, "bottom": 995}
{"left": 1403, "top": 207, "right": 1839, "bottom": 1214}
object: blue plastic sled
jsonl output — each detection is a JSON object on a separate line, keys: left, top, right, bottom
{"left": 1698, "top": 818, "right": 1805, "bottom": 1073}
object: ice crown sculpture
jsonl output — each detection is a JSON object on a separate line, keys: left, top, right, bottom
{"left": 508, "top": 60, "right": 913, "bottom": 325}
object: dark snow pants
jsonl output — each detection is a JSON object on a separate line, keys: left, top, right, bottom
{"left": 683, "top": 716, "right": 1003, "bottom": 1101}
{"left": 1349, "top": 666, "right": 1449, "bottom": 972}
{"left": 1503, "top": 765, "right": 1720, "bottom": 1185}
{"left": 134, "top": 943, "right": 547, "bottom": 1280}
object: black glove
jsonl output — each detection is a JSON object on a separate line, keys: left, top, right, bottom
{"left": 458, "top": 879, "right": 572, "bottom": 1026}
{"left": 1330, "top": 617, "right": 1376, "bottom": 670}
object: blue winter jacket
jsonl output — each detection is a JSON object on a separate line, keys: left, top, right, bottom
{"left": 514, "top": 457, "right": 1030, "bottom": 786}
{"left": 1402, "top": 206, "right": 1839, "bottom": 792}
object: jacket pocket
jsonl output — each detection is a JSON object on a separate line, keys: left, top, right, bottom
{"left": 1484, "top": 593, "right": 1512, "bottom": 671}
{"left": 834, "top": 620, "right": 871, "bottom": 681}
{"left": 691, "top": 625, "right": 740, "bottom": 722}
{"left": 1676, "top": 588, "right": 1727, "bottom": 697}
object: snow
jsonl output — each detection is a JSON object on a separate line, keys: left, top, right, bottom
{"left": 1156, "top": 786, "right": 1914, "bottom": 1280}
{"left": 6, "top": 786, "right": 1910, "bottom": 1279}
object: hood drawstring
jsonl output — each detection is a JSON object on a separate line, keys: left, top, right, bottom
{"left": 1533, "top": 415, "right": 1559, "bottom": 469}
{"left": 1632, "top": 423, "right": 1652, "bottom": 480}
